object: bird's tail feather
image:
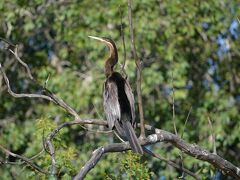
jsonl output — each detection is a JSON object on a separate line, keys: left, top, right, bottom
{"left": 122, "top": 120, "right": 143, "bottom": 154}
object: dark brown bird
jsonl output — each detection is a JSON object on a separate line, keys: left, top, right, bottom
{"left": 89, "top": 36, "right": 143, "bottom": 154}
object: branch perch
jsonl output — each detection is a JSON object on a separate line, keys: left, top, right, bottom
{"left": 74, "top": 127, "right": 240, "bottom": 179}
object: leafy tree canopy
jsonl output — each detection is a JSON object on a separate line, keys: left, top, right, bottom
{"left": 0, "top": 0, "right": 239, "bottom": 179}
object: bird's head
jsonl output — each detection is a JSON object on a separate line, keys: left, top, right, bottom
{"left": 88, "top": 36, "right": 117, "bottom": 54}
{"left": 88, "top": 36, "right": 118, "bottom": 77}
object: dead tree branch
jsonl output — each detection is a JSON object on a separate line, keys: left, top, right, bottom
{"left": 0, "top": 39, "right": 82, "bottom": 178}
{"left": 41, "top": 119, "right": 239, "bottom": 179}
{"left": 73, "top": 125, "right": 240, "bottom": 179}
{"left": 0, "top": 63, "right": 53, "bottom": 101}
{"left": 9, "top": 46, "right": 34, "bottom": 80}
{"left": 127, "top": 0, "right": 146, "bottom": 139}
{"left": 43, "top": 118, "right": 107, "bottom": 178}
{"left": 143, "top": 148, "right": 200, "bottom": 180}
{"left": 118, "top": 5, "right": 127, "bottom": 77}
{"left": 42, "top": 88, "right": 80, "bottom": 119}
{"left": 0, "top": 145, "right": 48, "bottom": 175}
{"left": 1, "top": 41, "right": 81, "bottom": 119}
{"left": 208, "top": 116, "right": 217, "bottom": 155}
{"left": 48, "top": 119, "right": 107, "bottom": 141}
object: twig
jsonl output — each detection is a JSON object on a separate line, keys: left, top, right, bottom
{"left": 28, "top": 148, "right": 45, "bottom": 161}
{"left": 0, "top": 37, "right": 16, "bottom": 48}
{"left": 143, "top": 148, "right": 200, "bottom": 180}
{"left": 46, "top": 119, "right": 107, "bottom": 142}
{"left": 0, "top": 149, "right": 44, "bottom": 165}
{"left": 9, "top": 46, "right": 34, "bottom": 80}
{"left": 1, "top": 39, "right": 81, "bottom": 120}
{"left": 127, "top": 0, "right": 145, "bottom": 139}
{"left": 42, "top": 88, "right": 80, "bottom": 119}
{"left": 208, "top": 116, "right": 217, "bottom": 154}
{"left": 0, "top": 145, "right": 48, "bottom": 175}
{"left": 90, "top": 103, "right": 104, "bottom": 120}
{"left": 118, "top": 5, "right": 127, "bottom": 78}
{"left": 0, "top": 64, "right": 53, "bottom": 101}
{"left": 44, "top": 118, "right": 107, "bottom": 178}
{"left": 180, "top": 107, "right": 192, "bottom": 139}
{"left": 114, "top": 131, "right": 125, "bottom": 142}
{"left": 179, "top": 106, "right": 192, "bottom": 179}
{"left": 171, "top": 71, "right": 178, "bottom": 136}
{"left": 171, "top": 70, "right": 185, "bottom": 178}
{"left": 44, "top": 74, "right": 51, "bottom": 88}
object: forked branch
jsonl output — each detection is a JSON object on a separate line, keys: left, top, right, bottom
{"left": 0, "top": 145, "right": 48, "bottom": 175}
{"left": 73, "top": 124, "right": 240, "bottom": 179}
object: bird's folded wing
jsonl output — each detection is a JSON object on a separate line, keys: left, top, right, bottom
{"left": 103, "top": 81, "right": 121, "bottom": 129}
{"left": 124, "top": 80, "right": 135, "bottom": 126}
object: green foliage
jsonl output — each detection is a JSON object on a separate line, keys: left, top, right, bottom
{"left": 56, "top": 147, "right": 78, "bottom": 175}
{"left": 120, "top": 152, "right": 153, "bottom": 179}
{"left": 106, "top": 151, "right": 153, "bottom": 180}
{"left": 0, "top": 0, "right": 239, "bottom": 179}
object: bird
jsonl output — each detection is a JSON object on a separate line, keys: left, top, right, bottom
{"left": 89, "top": 36, "right": 143, "bottom": 154}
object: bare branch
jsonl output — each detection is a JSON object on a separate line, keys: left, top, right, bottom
{"left": 42, "top": 88, "right": 80, "bottom": 119}
{"left": 47, "top": 119, "right": 107, "bottom": 142}
{"left": 0, "top": 63, "right": 53, "bottom": 101}
{"left": 208, "top": 116, "right": 217, "bottom": 154}
{"left": 0, "top": 145, "right": 48, "bottom": 175}
{"left": 170, "top": 57, "right": 185, "bottom": 178}
{"left": 181, "top": 106, "right": 192, "bottom": 139}
{"left": 0, "top": 148, "right": 44, "bottom": 166}
{"left": 179, "top": 106, "right": 192, "bottom": 178}
{"left": 0, "top": 37, "right": 15, "bottom": 48}
{"left": 44, "top": 120, "right": 108, "bottom": 178}
{"left": 1, "top": 38, "right": 81, "bottom": 120}
{"left": 9, "top": 46, "right": 34, "bottom": 80}
{"left": 44, "top": 119, "right": 107, "bottom": 178}
{"left": 171, "top": 71, "right": 178, "bottom": 135}
{"left": 74, "top": 143, "right": 128, "bottom": 180}
{"left": 39, "top": 118, "right": 240, "bottom": 179}
{"left": 118, "top": 5, "right": 127, "bottom": 78}
{"left": 127, "top": 0, "right": 146, "bottom": 139}
{"left": 73, "top": 123, "right": 240, "bottom": 179}
{"left": 143, "top": 148, "right": 200, "bottom": 180}
{"left": 28, "top": 149, "right": 45, "bottom": 161}
{"left": 1, "top": 39, "right": 83, "bottom": 178}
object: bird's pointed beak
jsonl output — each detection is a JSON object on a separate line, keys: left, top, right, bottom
{"left": 88, "top": 36, "right": 105, "bottom": 42}
{"left": 88, "top": 36, "right": 112, "bottom": 49}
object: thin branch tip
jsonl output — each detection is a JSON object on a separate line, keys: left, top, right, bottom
{"left": 127, "top": 0, "right": 146, "bottom": 138}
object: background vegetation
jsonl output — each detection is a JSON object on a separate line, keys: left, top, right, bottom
{"left": 0, "top": 0, "right": 239, "bottom": 179}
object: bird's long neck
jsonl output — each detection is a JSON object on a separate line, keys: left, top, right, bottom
{"left": 105, "top": 42, "right": 118, "bottom": 77}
